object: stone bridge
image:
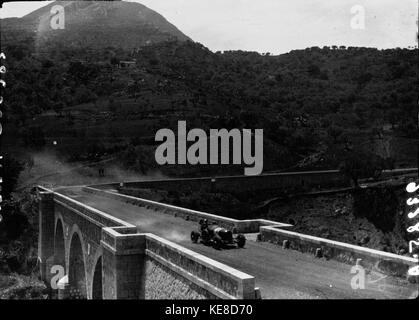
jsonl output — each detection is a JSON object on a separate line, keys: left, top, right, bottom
{"left": 36, "top": 168, "right": 419, "bottom": 300}
{"left": 37, "top": 187, "right": 257, "bottom": 300}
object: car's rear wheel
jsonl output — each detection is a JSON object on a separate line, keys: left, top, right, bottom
{"left": 236, "top": 234, "right": 246, "bottom": 248}
{"left": 191, "top": 231, "right": 200, "bottom": 243}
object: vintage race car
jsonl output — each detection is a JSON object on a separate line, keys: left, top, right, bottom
{"left": 191, "top": 219, "right": 246, "bottom": 249}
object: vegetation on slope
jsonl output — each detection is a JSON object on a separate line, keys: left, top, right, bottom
{"left": 2, "top": 40, "right": 417, "bottom": 177}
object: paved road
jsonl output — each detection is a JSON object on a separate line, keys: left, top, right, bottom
{"left": 57, "top": 187, "right": 418, "bottom": 299}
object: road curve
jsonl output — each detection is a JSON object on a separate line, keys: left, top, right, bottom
{"left": 57, "top": 187, "right": 418, "bottom": 299}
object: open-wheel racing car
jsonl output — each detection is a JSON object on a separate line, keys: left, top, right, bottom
{"left": 191, "top": 219, "right": 246, "bottom": 249}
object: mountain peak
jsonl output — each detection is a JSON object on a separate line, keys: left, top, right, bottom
{"left": 2, "top": 1, "right": 190, "bottom": 50}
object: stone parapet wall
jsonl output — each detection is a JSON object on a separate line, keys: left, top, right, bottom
{"left": 83, "top": 186, "right": 289, "bottom": 233}
{"left": 260, "top": 226, "right": 418, "bottom": 278}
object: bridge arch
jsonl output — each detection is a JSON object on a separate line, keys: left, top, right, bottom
{"left": 91, "top": 253, "right": 103, "bottom": 300}
{"left": 54, "top": 218, "right": 66, "bottom": 271}
{"left": 68, "top": 226, "right": 88, "bottom": 299}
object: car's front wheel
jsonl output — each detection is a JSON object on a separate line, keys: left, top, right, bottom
{"left": 191, "top": 231, "right": 200, "bottom": 243}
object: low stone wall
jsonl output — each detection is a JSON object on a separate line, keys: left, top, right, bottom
{"left": 53, "top": 190, "right": 132, "bottom": 229}
{"left": 101, "top": 226, "right": 257, "bottom": 299}
{"left": 145, "top": 233, "right": 256, "bottom": 299}
{"left": 90, "top": 170, "right": 348, "bottom": 194}
{"left": 85, "top": 169, "right": 419, "bottom": 196}
{"left": 260, "top": 226, "right": 419, "bottom": 278}
{"left": 381, "top": 168, "right": 417, "bottom": 178}
{"left": 83, "top": 186, "right": 289, "bottom": 233}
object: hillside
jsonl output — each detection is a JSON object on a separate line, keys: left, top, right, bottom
{"left": 1, "top": 1, "right": 190, "bottom": 51}
{"left": 1, "top": 1, "right": 417, "bottom": 178}
{"left": 2, "top": 39, "right": 417, "bottom": 177}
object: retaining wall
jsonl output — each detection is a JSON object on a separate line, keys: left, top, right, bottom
{"left": 381, "top": 168, "right": 417, "bottom": 178}
{"left": 91, "top": 170, "right": 348, "bottom": 194}
{"left": 87, "top": 168, "right": 419, "bottom": 195}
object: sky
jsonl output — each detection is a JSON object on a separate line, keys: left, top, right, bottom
{"left": 0, "top": 0, "right": 417, "bottom": 54}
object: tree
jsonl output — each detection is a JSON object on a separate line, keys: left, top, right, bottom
{"left": 2, "top": 155, "right": 24, "bottom": 200}
{"left": 110, "top": 56, "right": 120, "bottom": 66}
{"left": 339, "top": 150, "right": 385, "bottom": 187}
{"left": 327, "top": 125, "right": 344, "bottom": 144}
{"left": 74, "top": 85, "right": 97, "bottom": 104}
{"left": 307, "top": 64, "right": 321, "bottom": 77}
{"left": 53, "top": 101, "right": 65, "bottom": 117}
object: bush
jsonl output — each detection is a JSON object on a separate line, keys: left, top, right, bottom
{"left": 352, "top": 186, "right": 398, "bottom": 232}
{"left": 339, "top": 150, "right": 385, "bottom": 186}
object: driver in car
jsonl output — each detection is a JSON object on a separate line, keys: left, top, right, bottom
{"left": 200, "top": 219, "right": 209, "bottom": 232}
